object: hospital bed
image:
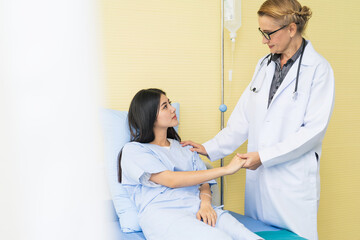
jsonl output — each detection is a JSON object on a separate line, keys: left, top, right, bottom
{"left": 101, "top": 106, "right": 306, "bottom": 240}
{"left": 107, "top": 204, "right": 305, "bottom": 240}
{"left": 105, "top": 187, "right": 306, "bottom": 240}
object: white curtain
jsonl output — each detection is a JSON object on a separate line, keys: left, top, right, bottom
{"left": 0, "top": 1, "right": 110, "bottom": 239}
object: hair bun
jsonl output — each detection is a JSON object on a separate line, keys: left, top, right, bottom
{"left": 298, "top": 6, "right": 312, "bottom": 19}
{"left": 257, "top": 0, "right": 312, "bottom": 34}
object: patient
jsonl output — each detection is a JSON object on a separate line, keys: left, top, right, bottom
{"left": 119, "top": 88, "right": 262, "bottom": 240}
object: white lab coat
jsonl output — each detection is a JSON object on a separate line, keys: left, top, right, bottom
{"left": 203, "top": 41, "right": 335, "bottom": 240}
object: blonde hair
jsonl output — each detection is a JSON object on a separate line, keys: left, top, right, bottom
{"left": 257, "top": 0, "right": 312, "bottom": 34}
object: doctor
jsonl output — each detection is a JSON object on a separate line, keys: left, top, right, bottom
{"left": 182, "top": 0, "right": 334, "bottom": 239}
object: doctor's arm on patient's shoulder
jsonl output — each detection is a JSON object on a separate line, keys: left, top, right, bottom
{"left": 181, "top": 140, "right": 208, "bottom": 156}
{"left": 181, "top": 140, "right": 261, "bottom": 170}
{"left": 181, "top": 62, "right": 334, "bottom": 170}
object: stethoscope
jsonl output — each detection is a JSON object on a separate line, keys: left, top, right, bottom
{"left": 249, "top": 38, "right": 306, "bottom": 101}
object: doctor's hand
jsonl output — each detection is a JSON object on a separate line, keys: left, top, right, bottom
{"left": 196, "top": 201, "right": 217, "bottom": 227}
{"left": 237, "top": 152, "right": 262, "bottom": 170}
{"left": 224, "top": 154, "right": 246, "bottom": 175}
{"left": 181, "top": 140, "right": 208, "bottom": 157}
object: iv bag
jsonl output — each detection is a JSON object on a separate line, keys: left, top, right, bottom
{"left": 224, "top": 0, "right": 241, "bottom": 41}
{"left": 224, "top": 0, "right": 241, "bottom": 82}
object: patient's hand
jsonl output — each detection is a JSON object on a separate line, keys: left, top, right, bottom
{"left": 181, "top": 140, "right": 208, "bottom": 157}
{"left": 224, "top": 154, "right": 246, "bottom": 175}
{"left": 196, "top": 201, "right": 217, "bottom": 227}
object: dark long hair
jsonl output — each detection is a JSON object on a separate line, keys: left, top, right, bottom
{"left": 118, "top": 88, "right": 181, "bottom": 182}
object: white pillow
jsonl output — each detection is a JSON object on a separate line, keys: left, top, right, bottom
{"left": 100, "top": 108, "right": 141, "bottom": 232}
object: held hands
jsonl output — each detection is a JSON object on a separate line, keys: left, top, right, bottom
{"left": 223, "top": 151, "right": 262, "bottom": 174}
{"left": 224, "top": 154, "right": 246, "bottom": 175}
{"left": 181, "top": 140, "right": 208, "bottom": 157}
{"left": 237, "top": 152, "right": 262, "bottom": 170}
{"left": 196, "top": 200, "right": 217, "bottom": 227}
{"left": 181, "top": 139, "right": 262, "bottom": 171}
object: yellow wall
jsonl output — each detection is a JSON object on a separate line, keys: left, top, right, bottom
{"left": 100, "top": 0, "right": 360, "bottom": 239}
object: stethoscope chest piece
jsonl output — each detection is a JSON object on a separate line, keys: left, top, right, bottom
{"left": 292, "top": 91, "right": 298, "bottom": 101}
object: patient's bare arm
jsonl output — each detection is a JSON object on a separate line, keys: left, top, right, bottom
{"left": 149, "top": 154, "right": 245, "bottom": 188}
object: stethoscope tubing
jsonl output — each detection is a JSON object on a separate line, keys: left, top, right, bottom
{"left": 250, "top": 38, "right": 306, "bottom": 100}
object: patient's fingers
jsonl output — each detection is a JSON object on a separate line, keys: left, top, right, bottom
{"left": 237, "top": 153, "right": 246, "bottom": 159}
{"left": 211, "top": 211, "right": 217, "bottom": 227}
{"left": 197, "top": 212, "right": 211, "bottom": 226}
{"left": 225, "top": 154, "right": 246, "bottom": 175}
{"left": 203, "top": 215, "right": 208, "bottom": 225}
{"left": 208, "top": 214, "right": 213, "bottom": 227}
{"left": 212, "top": 211, "right": 217, "bottom": 227}
{"left": 197, "top": 203, "right": 218, "bottom": 227}
{"left": 204, "top": 210, "right": 217, "bottom": 227}
{"left": 210, "top": 212, "right": 216, "bottom": 227}
{"left": 207, "top": 216, "right": 212, "bottom": 227}
{"left": 196, "top": 211, "right": 201, "bottom": 221}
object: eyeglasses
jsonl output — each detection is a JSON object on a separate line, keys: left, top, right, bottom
{"left": 258, "top": 25, "right": 288, "bottom": 40}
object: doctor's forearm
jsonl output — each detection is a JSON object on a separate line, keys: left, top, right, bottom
{"left": 259, "top": 126, "right": 326, "bottom": 167}
{"left": 204, "top": 129, "right": 247, "bottom": 161}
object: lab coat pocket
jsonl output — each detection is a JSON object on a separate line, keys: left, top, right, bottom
{"left": 264, "top": 157, "right": 306, "bottom": 190}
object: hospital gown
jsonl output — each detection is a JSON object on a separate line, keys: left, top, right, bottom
{"left": 121, "top": 139, "right": 262, "bottom": 240}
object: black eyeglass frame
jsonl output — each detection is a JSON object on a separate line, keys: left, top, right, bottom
{"left": 258, "top": 25, "right": 288, "bottom": 40}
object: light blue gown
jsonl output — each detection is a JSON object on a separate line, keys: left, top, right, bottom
{"left": 121, "top": 139, "right": 262, "bottom": 240}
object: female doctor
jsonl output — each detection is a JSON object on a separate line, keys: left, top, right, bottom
{"left": 182, "top": 0, "right": 334, "bottom": 239}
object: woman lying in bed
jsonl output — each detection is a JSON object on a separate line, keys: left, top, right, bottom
{"left": 119, "top": 88, "right": 262, "bottom": 240}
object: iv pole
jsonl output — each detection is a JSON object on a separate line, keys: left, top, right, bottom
{"left": 220, "top": 0, "right": 241, "bottom": 206}
{"left": 219, "top": 0, "right": 226, "bottom": 206}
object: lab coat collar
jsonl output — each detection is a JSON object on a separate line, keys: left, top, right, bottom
{"left": 267, "top": 40, "right": 316, "bottom": 109}
{"left": 300, "top": 40, "right": 316, "bottom": 66}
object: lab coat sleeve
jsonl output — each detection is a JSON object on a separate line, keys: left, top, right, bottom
{"left": 259, "top": 60, "right": 335, "bottom": 168}
{"left": 202, "top": 56, "right": 265, "bottom": 162}
{"left": 203, "top": 88, "right": 250, "bottom": 161}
